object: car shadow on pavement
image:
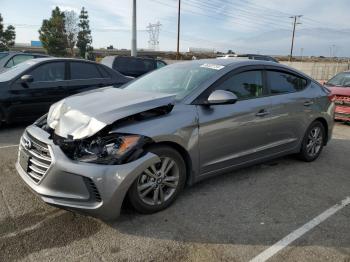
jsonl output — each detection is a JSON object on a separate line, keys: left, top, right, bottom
{"left": 0, "top": 210, "right": 101, "bottom": 262}
{"left": 112, "top": 138, "right": 350, "bottom": 248}
{"left": 0, "top": 122, "right": 30, "bottom": 146}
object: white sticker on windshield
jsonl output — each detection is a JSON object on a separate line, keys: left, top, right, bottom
{"left": 200, "top": 63, "right": 225, "bottom": 70}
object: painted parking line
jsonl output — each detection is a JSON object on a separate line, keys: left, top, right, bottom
{"left": 0, "top": 145, "right": 19, "bottom": 149}
{"left": 250, "top": 197, "right": 350, "bottom": 262}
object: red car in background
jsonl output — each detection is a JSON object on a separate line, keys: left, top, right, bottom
{"left": 324, "top": 71, "right": 350, "bottom": 122}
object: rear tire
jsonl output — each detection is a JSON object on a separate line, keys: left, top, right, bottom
{"left": 128, "top": 145, "right": 186, "bottom": 214}
{"left": 298, "top": 121, "right": 325, "bottom": 162}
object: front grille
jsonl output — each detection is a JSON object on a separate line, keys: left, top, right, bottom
{"left": 19, "top": 132, "right": 52, "bottom": 183}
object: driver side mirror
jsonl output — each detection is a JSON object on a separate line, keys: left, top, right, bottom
{"left": 20, "top": 75, "right": 34, "bottom": 84}
{"left": 207, "top": 90, "right": 238, "bottom": 105}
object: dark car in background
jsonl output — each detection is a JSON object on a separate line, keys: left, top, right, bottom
{"left": 0, "top": 58, "right": 131, "bottom": 126}
{"left": 0, "top": 51, "right": 49, "bottom": 73}
{"left": 101, "top": 56, "right": 167, "bottom": 78}
{"left": 324, "top": 71, "right": 350, "bottom": 122}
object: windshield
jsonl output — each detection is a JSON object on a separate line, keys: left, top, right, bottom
{"left": 0, "top": 59, "right": 39, "bottom": 82}
{"left": 123, "top": 62, "right": 222, "bottom": 100}
{"left": 0, "top": 52, "right": 9, "bottom": 61}
{"left": 327, "top": 72, "right": 350, "bottom": 87}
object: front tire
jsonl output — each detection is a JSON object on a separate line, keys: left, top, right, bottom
{"left": 128, "top": 145, "right": 186, "bottom": 214}
{"left": 298, "top": 121, "right": 325, "bottom": 162}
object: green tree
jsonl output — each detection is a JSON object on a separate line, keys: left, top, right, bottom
{"left": 77, "top": 7, "right": 92, "bottom": 58}
{"left": 0, "top": 13, "right": 16, "bottom": 51}
{"left": 39, "top": 7, "right": 68, "bottom": 56}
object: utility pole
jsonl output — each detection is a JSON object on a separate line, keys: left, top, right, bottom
{"left": 289, "top": 15, "right": 302, "bottom": 62}
{"left": 176, "top": 0, "right": 181, "bottom": 60}
{"left": 131, "top": 0, "right": 137, "bottom": 57}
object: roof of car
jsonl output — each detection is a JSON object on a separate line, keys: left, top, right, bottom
{"left": 0, "top": 51, "right": 49, "bottom": 56}
{"left": 30, "top": 57, "right": 98, "bottom": 63}
{"left": 177, "top": 58, "right": 277, "bottom": 67}
{"left": 173, "top": 59, "right": 310, "bottom": 79}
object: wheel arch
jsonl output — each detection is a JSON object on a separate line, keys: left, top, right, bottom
{"left": 145, "top": 141, "right": 194, "bottom": 186}
{"left": 313, "top": 117, "right": 329, "bottom": 145}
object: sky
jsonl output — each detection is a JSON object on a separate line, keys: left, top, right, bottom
{"left": 1, "top": 0, "right": 350, "bottom": 56}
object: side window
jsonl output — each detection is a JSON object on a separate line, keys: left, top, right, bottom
{"left": 29, "top": 62, "right": 65, "bottom": 82}
{"left": 156, "top": 60, "right": 166, "bottom": 68}
{"left": 214, "top": 70, "right": 265, "bottom": 100}
{"left": 70, "top": 62, "right": 102, "bottom": 80}
{"left": 6, "top": 55, "right": 35, "bottom": 68}
{"left": 267, "top": 71, "right": 307, "bottom": 94}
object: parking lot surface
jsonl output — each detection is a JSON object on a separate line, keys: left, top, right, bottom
{"left": 0, "top": 123, "right": 349, "bottom": 262}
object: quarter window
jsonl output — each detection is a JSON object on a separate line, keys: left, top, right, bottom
{"left": 214, "top": 70, "right": 265, "bottom": 99}
{"left": 98, "top": 65, "right": 111, "bottom": 78}
{"left": 70, "top": 62, "right": 102, "bottom": 80}
{"left": 267, "top": 71, "right": 307, "bottom": 94}
{"left": 29, "top": 62, "right": 65, "bottom": 82}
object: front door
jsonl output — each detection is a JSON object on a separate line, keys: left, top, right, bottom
{"left": 197, "top": 69, "right": 275, "bottom": 176}
{"left": 8, "top": 61, "right": 67, "bottom": 121}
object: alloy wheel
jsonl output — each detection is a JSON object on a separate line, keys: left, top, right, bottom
{"left": 137, "top": 157, "right": 180, "bottom": 206}
{"left": 306, "top": 126, "right": 323, "bottom": 157}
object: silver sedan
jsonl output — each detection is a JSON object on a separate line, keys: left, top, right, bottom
{"left": 16, "top": 59, "right": 334, "bottom": 220}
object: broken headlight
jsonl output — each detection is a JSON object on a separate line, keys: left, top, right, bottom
{"left": 74, "top": 134, "right": 149, "bottom": 165}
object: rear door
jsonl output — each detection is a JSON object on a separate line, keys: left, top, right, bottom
{"left": 197, "top": 67, "right": 275, "bottom": 175}
{"left": 8, "top": 61, "right": 67, "bottom": 120}
{"left": 65, "top": 61, "right": 107, "bottom": 95}
{"left": 265, "top": 68, "right": 311, "bottom": 152}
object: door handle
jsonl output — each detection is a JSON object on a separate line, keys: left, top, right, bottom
{"left": 255, "top": 109, "right": 270, "bottom": 117}
{"left": 304, "top": 100, "right": 314, "bottom": 106}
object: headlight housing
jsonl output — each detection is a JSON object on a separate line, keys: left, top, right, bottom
{"left": 70, "top": 134, "right": 151, "bottom": 165}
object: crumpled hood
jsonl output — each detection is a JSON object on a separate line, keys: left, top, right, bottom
{"left": 47, "top": 87, "right": 176, "bottom": 140}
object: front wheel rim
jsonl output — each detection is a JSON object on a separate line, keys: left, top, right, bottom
{"left": 137, "top": 157, "right": 180, "bottom": 206}
{"left": 306, "top": 126, "right": 323, "bottom": 157}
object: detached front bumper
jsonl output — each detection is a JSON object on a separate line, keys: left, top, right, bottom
{"left": 15, "top": 125, "right": 160, "bottom": 220}
{"left": 334, "top": 105, "right": 350, "bottom": 121}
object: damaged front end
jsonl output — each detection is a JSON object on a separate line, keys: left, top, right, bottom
{"left": 35, "top": 104, "right": 174, "bottom": 165}
{"left": 33, "top": 88, "right": 176, "bottom": 165}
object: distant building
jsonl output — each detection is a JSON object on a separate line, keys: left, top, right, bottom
{"left": 31, "top": 41, "right": 43, "bottom": 47}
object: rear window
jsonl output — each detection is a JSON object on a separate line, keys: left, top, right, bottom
{"left": 327, "top": 72, "right": 350, "bottom": 87}
{"left": 98, "top": 65, "right": 111, "bottom": 78}
{"left": 113, "top": 57, "right": 155, "bottom": 77}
